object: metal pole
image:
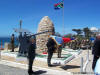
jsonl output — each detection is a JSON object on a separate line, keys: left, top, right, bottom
{"left": 80, "top": 57, "right": 83, "bottom": 73}
{"left": 62, "top": 0, "right": 65, "bottom": 35}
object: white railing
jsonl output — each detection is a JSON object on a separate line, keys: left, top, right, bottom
{"left": 80, "top": 46, "right": 90, "bottom": 73}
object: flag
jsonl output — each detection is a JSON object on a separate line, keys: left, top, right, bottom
{"left": 62, "top": 37, "right": 71, "bottom": 43}
{"left": 50, "top": 36, "right": 63, "bottom": 45}
{"left": 54, "top": 1, "right": 63, "bottom": 10}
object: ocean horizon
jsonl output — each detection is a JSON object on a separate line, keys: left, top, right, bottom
{"left": 0, "top": 37, "right": 19, "bottom": 48}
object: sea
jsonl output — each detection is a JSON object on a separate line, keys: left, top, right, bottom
{"left": 0, "top": 37, "right": 19, "bottom": 48}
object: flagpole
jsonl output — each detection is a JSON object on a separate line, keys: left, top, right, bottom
{"left": 62, "top": 0, "right": 65, "bottom": 36}
{"left": 54, "top": 0, "right": 65, "bottom": 36}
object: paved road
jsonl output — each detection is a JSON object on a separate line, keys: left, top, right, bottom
{"left": 0, "top": 64, "right": 51, "bottom": 75}
{"left": 0, "top": 60, "right": 71, "bottom": 75}
{"left": 0, "top": 64, "right": 28, "bottom": 75}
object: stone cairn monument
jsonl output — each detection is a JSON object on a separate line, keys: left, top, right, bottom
{"left": 36, "top": 16, "right": 55, "bottom": 53}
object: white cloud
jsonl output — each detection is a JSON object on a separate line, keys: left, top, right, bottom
{"left": 90, "top": 27, "right": 98, "bottom": 31}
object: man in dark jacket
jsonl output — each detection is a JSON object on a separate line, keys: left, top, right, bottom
{"left": 46, "top": 37, "right": 57, "bottom": 67}
{"left": 27, "top": 37, "right": 36, "bottom": 75}
{"left": 92, "top": 34, "right": 100, "bottom": 70}
{"left": 23, "top": 32, "right": 30, "bottom": 56}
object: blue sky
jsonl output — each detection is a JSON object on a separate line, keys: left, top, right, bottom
{"left": 0, "top": 0, "right": 100, "bottom": 37}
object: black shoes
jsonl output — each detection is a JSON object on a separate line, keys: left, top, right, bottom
{"left": 48, "top": 64, "right": 53, "bottom": 67}
{"left": 28, "top": 70, "right": 36, "bottom": 75}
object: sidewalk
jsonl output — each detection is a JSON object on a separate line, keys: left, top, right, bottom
{"left": 0, "top": 60, "right": 72, "bottom": 75}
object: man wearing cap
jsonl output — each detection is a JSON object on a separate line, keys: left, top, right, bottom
{"left": 92, "top": 34, "right": 100, "bottom": 70}
{"left": 27, "top": 37, "right": 36, "bottom": 75}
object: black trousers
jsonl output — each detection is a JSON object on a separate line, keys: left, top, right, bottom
{"left": 11, "top": 43, "right": 14, "bottom": 52}
{"left": 28, "top": 57, "right": 35, "bottom": 72}
{"left": 58, "top": 47, "right": 62, "bottom": 58}
{"left": 47, "top": 51, "right": 53, "bottom": 65}
{"left": 92, "top": 55, "right": 99, "bottom": 70}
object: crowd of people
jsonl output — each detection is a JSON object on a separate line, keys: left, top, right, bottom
{"left": 10, "top": 33, "right": 100, "bottom": 75}
{"left": 18, "top": 32, "right": 31, "bottom": 56}
{"left": 67, "top": 39, "right": 93, "bottom": 50}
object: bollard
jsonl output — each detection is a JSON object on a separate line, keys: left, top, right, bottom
{"left": 80, "top": 57, "right": 83, "bottom": 73}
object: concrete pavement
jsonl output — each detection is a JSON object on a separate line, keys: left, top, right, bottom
{"left": 0, "top": 60, "right": 72, "bottom": 75}
{"left": 0, "top": 50, "right": 94, "bottom": 75}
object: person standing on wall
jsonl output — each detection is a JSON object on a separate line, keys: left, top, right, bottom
{"left": 10, "top": 34, "right": 15, "bottom": 52}
{"left": 92, "top": 34, "right": 100, "bottom": 70}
